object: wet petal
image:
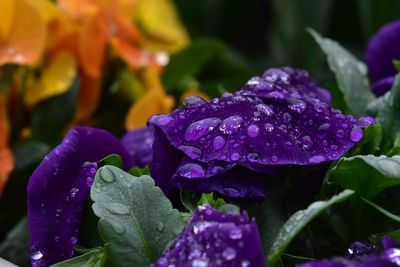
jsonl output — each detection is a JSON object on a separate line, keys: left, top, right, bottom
{"left": 366, "top": 20, "right": 400, "bottom": 82}
{"left": 149, "top": 67, "right": 373, "bottom": 198}
{"left": 151, "top": 205, "right": 265, "bottom": 267}
{"left": 121, "top": 126, "right": 154, "bottom": 168}
{"left": 27, "top": 127, "right": 133, "bottom": 266}
{"left": 0, "top": 0, "right": 47, "bottom": 66}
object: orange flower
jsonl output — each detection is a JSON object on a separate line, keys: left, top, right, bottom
{"left": 0, "top": 94, "right": 14, "bottom": 195}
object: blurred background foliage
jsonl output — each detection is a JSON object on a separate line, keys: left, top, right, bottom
{"left": 1, "top": 0, "right": 400, "bottom": 265}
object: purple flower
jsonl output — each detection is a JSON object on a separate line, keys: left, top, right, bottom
{"left": 151, "top": 205, "right": 265, "bottom": 267}
{"left": 27, "top": 127, "right": 133, "bottom": 267}
{"left": 121, "top": 126, "right": 154, "bottom": 168}
{"left": 297, "top": 239, "right": 400, "bottom": 267}
{"left": 149, "top": 67, "right": 374, "bottom": 198}
{"left": 366, "top": 20, "right": 400, "bottom": 96}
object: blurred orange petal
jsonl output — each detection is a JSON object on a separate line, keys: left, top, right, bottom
{"left": 28, "top": 0, "right": 61, "bottom": 22}
{"left": 111, "top": 37, "right": 156, "bottom": 69}
{"left": 125, "top": 67, "right": 174, "bottom": 129}
{"left": 75, "top": 74, "right": 102, "bottom": 121}
{"left": 78, "top": 14, "right": 107, "bottom": 78}
{"left": 0, "top": 0, "right": 47, "bottom": 66}
{"left": 0, "top": 0, "right": 16, "bottom": 42}
{"left": 0, "top": 95, "right": 14, "bottom": 195}
{"left": 25, "top": 51, "right": 77, "bottom": 107}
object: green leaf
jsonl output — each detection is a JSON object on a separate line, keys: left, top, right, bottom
{"left": 330, "top": 155, "right": 400, "bottom": 199}
{"left": 127, "top": 166, "right": 150, "bottom": 177}
{"left": 370, "top": 229, "right": 400, "bottom": 244}
{"left": 388, "top": 136, "right": 400, "bottom": 156}
{"left": 162, "top": 39, "right": 225, "bottom": 90}
{"left": 267, "top": 189, "right": 354, "bottom": 267}
{"left": 394, "top": 60, "right": 400, "bottom": 72}
{"left": 51, "top": 247, "right": 105, "bottom": 267}
{"left": 0, "top": 217, "right": 30, "bottom": 267}
{"left": 367, "top": 91, "right": 391, "bottom": 116}
{"left": 309, "top": 28, "right": 376, "bottom": 116}
{"left": 362, "top": 198, "right": 400, "bottom": 223}
{"left": 197, "top": 193, "right": 225, "bottom": 208}
{"left": 91, "top": 166, "right": 184, "bottom": 267}
{"left": 98, "top": 154, "right": 123, "bottom": 169}
{"left": 31, "top": 79, "right": 79, "bottom": 146}
{"left": 377, "top": 74, "right": 400, "bottom": 149}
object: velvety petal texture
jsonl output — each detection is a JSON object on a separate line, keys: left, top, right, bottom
{"left": 151, "top": 205, "right": 265, "bottom": 267}
{"left": 366, "top": 20, "right": 400, "bottom": 95}
{"left": 121, "top": 126, "right": 154, "bottom": 167}
{"left": 27, "top": 127, "right": 133, "bottom": 267}
{"left": 149, "top": 67, "right": 374, "bottom": 198}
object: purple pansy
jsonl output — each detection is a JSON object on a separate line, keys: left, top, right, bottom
{"left": 298, "top": 239, "right": 400, "bottom": 267}
{"left": 151, "top": 205, "right": 265, "bottom": 267}
{"left": 149, "top": 67, "right": 374, "bottom": 198}
{"left": 121, "top": 126, "right": 154, "bottom": 168}
{"left": 27, "top": 127, "right": 133, "bottom": 267}
{"left": 366, "top": 20, "right": 400, "bottom": 96}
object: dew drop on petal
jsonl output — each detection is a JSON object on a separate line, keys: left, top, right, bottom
{"left": 350, "top": 126, "right": 363, "bottom": 142}
{"left": 178, "top": 145, "right": 202, "bottom": 159}
{"left": 264, "top": 123, "right": 274, "bottom": 132}
{"left": 282, "top": 112, "right": 292, "bottom": 123}
{"left": 69, "top": 188, "right": 79, "bottom": 198}
{"left": 182, "top": 96, "right": 207, "bottom": 108}
{"left": 100, "top": 167, "right": 115, "bottom": 182}
{"left": 222, "top": 247, "right": 237, "bottom": 261}
{"left": 229, "top": 228, "right": 243, "bottom": 240}
{"left": 309, "top": 155, "right": 325, "bottom": 164}
{"left": 255, "top": 104, "right": 274, "bottom": 116}
{"left": 220, "top": 115, "right": 244, "bottom": 135}
{"left": 184, "top": 118, "right": 221, "bottom": 141}
{"left": 230, "top": 152, "right": 240, "bottom": 161}
{"left": 288, "top": 98, "right": 307, "bottom": 114}
{"left": 213, "top": 136, "right": 226, "bottom": 151}
{"left": 177, "top": 163, "right": 205, "bottom": 179}
{"left": 247, "top": 124, "right": 260, "bottom": 138}
{"left": 149, "top": 114, "right": 173, "bottom": 126}
{"left": 336, "top": 129, "right": 345, "bottom": 138}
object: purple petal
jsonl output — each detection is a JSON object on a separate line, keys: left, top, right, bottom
{"left": 27, "top": 127, "right": 133, "bottom": 266}
{"left": 372, "top": 76, "right": 396, "bottom": 96}
{"left": 298, "top": 257, "right": 397, "bottom": 267}
{"left": 149, "top": 67, "right": 373, "bottom": 198}
{"left": 366, "top": 20, "right": 400, "bottom": 82}
{"left": 151, "top": 205, "right": 265, "bottom": 267}
{"left": 121, "top": 126, "right": 154, "bottom": 168}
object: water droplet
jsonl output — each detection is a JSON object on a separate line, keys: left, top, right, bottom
{"left": 318, "top": 123, "right": 330, "bottom": 131}
{"left": 30, "top": 250, "right": 43, "bottom": 261}
{"left": 314, "top": 102, "right": 329, "bottom": 113}
{"left": 86, "top": 177, "right": 94, "bottom": 187}
{"left": 69, "top": 188, "right": 79, "bottom": 198}
{"left": 350, "top": 126, "right": 363, "bottom": 142}
{"left": 178, "top": 146, "right": 202, "bottom": 159}
{"left": 192, "top": 259, "right": 209, "bottom": 267}
{"left": 241, "top": 260, "right": 250, "bottom": 267}
{"left": 149, "top": 114, "right": 173, "bottom": 126}
{"left": 266, "top": 91, "right": 284, "bottom": 99}
{"left": 309, "top": 155, "right": 325, "bottom": 164}
{"left": 330, "top": 144, "right": 338, "bottom": 150}
{"left": 109, "top": 221, "right": 125, "bottom": 234}
{"left": 288, "top": 98, "right": 307, "bottom": 113}
{"left": 229, "top": 228, "right": 243, "bottom": 240}
{"left": 230, "top": 152, "right": 240, "bottom": 161}
{"left": 282, "top": 112, "right": 292, "bottom": 123}
{"left": 184, "top": 118, "right": 221, "bottom": 141}
{"left": 70, "top": 237, "right": 77, "bottom": 245}
{"left": 183, "top": 96, "right": 207, "bottom": 108}
{"left": 222, "top": 247, "right": 237, "bottom": 261}
{"left": 301, "top": 135, "right": 313, "bottom": 149}
{"left": 255, "top": 104, "right": 274, "bottom": 116}
{"left": 157, "top": 222, "right": 165, "bottom": 231}
{"left": 247, "top": 124, "right": 260, "bottom": 138}
{"left": 177, "top": 163, "right": 205, "bottom": 179}
{"left": 193, "top": 222, "right": 213, "bottom": 234}
{"left": 100, "top": 167, "right": 115, "bottom": 183}
{"left": 211, "top": 166, "right": 224, "bottom": 174}
{"left": 247, "top": 153, "right": 259, "bottom": 162}
{"left": 271, "top": 155, "right": 278, "bottom": 162}
{"left": 213, "top": 136, "right": 226, "bottom": 151}
{"left": 336, "top": 129, "right": 345, "bottom": 138}
{"left": 223, "top": 187, "right": 241, "bottom": 197}
{"left": 264, "top": 123, "right": 274, "bottom": 132}
{"left": 220, "top": 115, "right": 243, "bottom": 135}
